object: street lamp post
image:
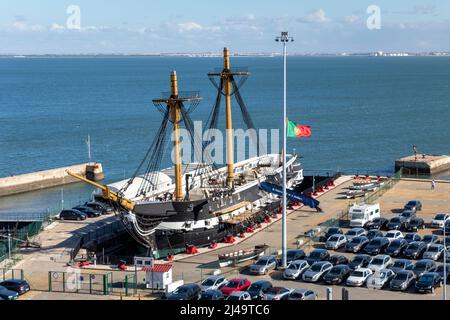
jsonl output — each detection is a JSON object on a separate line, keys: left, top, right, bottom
{"left": 7, "top": 232, "right": 11, "bottom": 260}
{"left": 444, "top": 231, "right": 447, "bottom": 300}
{"left": 275, "top": 31, "right": 294, "bottom": 268}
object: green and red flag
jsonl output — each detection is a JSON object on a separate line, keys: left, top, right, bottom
{"left": 287, "top": 120, "right": 311, "bottom": 138}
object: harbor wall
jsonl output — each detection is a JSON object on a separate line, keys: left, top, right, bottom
{"left": 0, "top": 163, "right": 104, "bottom": 197}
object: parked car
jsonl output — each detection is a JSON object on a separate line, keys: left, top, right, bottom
{"left": 249, "top": 256, "right": 277, "bottom": 275}
{"left": 431, "top": 213, "right": 450, "bottom": 228}
{"left": 348, "top": 254, "right": 371, "bottom": 269}
{"left": 367, "top": 254, "right": 393, "bottom": 272}
{"left": 323, "top": 265, "right": 352, "bottom": 285}
{"left": 422, "top": 234, "right": 439, "bottom": 246}
{"left": 283, "top": 260, "right": 309, "bottom": 280}
{"left": 404, "top": 200, "right": 422, "bottom": 212}
{"left": 302, "top": 261, "right": 333, "bottom": 283}
{"left": 415, "top": 272, "right": 442, "bottom": 293}
{"left": 403, "top": 241, "right": 427, "bottom": 259}
{"left": 365, "top": 217, "right": 389, "bottom": 230}
{"left": 390, "top": 270, "right": 416, "bottom": 291}
{"left": 287, "top": 288, "right": 317, "bottom": 300}
{"left": 405, "top": 218, "right": 425, "bottom": 232}
{"left": 200, "top": 275, "right": 228, "bottom": 291}
{"left": 199, "top": 289, "right": 224, "bottom": 300}
{"left": 345, "top": 228, "right": 366, "bottom": 240}
{"left": 366, "top": 268, "right": 395, "bottom": 289}
{"left": 404, "top": 233, "right": 422, "bottom": 243}
{"left": 364, "top": 237, "right": 390, "bottom": 255}
{"left": 262, "top": 287, "right": 293, "bottom": 300}
{"left": 346, "top": 268, "right": 373, "bottom": 287}
{"left": 220, "top": 278, "right": 251, "bottom": 296}
{"left": 84, "top": 201, "right": 112, "bottom": 214}
{"left": 384, "top": 230, "right": 404, "bottom": 243}
{"left": 0, "top": 285, "right": 19, "bottom": 300}
{"left": 226, "top": 291, "right": 252, "bottom": 301}
{"left": 385, "top": 239, "right": 408, "bottom": 257}
{"left": 367, "top": 229, "right": 383, "bottom": 240}
{"left": 422, "top": 244, "right": 445, "bottom": 261}
{"left": 72, "top": 205, "right": 101, "bottom": 218}
{"left": 444, "top": 221, "right": 450, "bottom": 236}
{"left": 285, "top": 249, "right": 307, "bottom": 264}
{"left": 246, "top": 280, "right": 273, "bottom": 300}
{"left": 329, "top": 255, "right": 349, "bottom": 266}
{"left": 390, "top": 259, "right": 414, "bottom": 274}
{"left": 386, "top": 216, "right": 407, "bottom": 231}
{"left": 345, "top": 236, "right": 369, "bottom": 253}
{"left": 439, "top": 236, "right": 450, "bottom": 247}
{"left": 325, "top": 234, "right": 347, "bottom": 250}
{"left": 325, "top": 227, "right": 343, "bottom": 240}
{"left": 400, "top": 210, "right": 416, "bottom": 222}
{"left": 305, "top": 249, "right": 330, "bottom": 265}
{"left": 166, "top": 283, "right": 202, "bottom": 300}
{"left": 59, "top": 209, "right": 87, "bottom": 221}
{"left": 412, "top": 259, "right": 436, "bottom": 278}
{"left": 436, "top": 265, "right": 450, "bottom": 282}
{"left": 0, "top": 279, "right": 30, "bottom": 295}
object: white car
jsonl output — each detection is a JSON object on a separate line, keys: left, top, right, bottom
{"left": 431, "top": 213, "right": 450, "bottom": 228}
{"left": 366, "top": 269, "right": 395, "bottom": 289}
{"left": 367, "top": 254, "right": 393, "bottom": 272}
{"left": 384, "top": 230, "right": 404, "bottom": 243}
{"left": 346, "top": 268, "right": 373, "bottom": 287}
{"left": 325, "top": 234, "right": 347, "bottom": 250}
{"left": 422, "top": 244, "right": 445, "bottom": 261}
{"left": 200, "top": 275, "right": 228, "bottom": 291}
{"left": 283, "top": 260, "right": 310, "bottom": 280}
{"left": 226, "top": 291, "right": 251, "bottom": 301}
{"left": 345, "top": 228, "right": 366, "bottom": 240}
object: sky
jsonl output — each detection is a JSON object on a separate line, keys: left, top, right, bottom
{"left": 1, "top": 0, "right": 450, "bottom": 54}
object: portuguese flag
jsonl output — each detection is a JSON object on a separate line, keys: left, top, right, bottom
{"left": 287, "top": 120, "right": 311, "bottom": 138}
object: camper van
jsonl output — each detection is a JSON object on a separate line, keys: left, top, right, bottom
{"left": 349, "top": 203, "right": 381, "bottom": 228}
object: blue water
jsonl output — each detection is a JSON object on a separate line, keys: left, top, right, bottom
{"left": 1, "top": 56, "right": 450, "bottom": 216}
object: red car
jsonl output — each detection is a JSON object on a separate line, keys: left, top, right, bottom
{"left": 220, "top": 278, "right": 251, "bottom": 296}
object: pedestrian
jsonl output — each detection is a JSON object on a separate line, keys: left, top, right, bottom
{"left": 431, "top": 179, "right": 436, "bottom": 190}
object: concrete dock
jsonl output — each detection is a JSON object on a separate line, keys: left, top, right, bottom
{"left": 0, "top": 162, "right": 104, "bottom": 197}
{"left": 395, "top": 154, "right": 450, "bottom": 175}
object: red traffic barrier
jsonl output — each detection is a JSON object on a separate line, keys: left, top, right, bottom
{"left": 256, "top": 223, "right": 262, "bottom": 229}
{"left": 317, "top": 187, "right": 324, "bottom": 192}
{"left": 118, "top": 263, "right": 127, "bottom": 271}
{"left": 239, "top": 232, "right": 246, "bottom": 238}
{"left": 263, "top": 217, "right": 272, "bottom": 223}
{"left": 185, "top": 245, "right": 198, "bottom": 254}
{"left": 245, "top": 227, "right": 254, "bottom": 233}
{"left": 166, "top": 255, "right": 174, "bottom": 261}
{"left": 224, "top": 236, "right": 236, "bottom": 243}
{"left": 209, "top": 242, "right": 218, "bottom": 249}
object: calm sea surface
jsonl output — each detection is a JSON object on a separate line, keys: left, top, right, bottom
{"left": 1, "top": 56, "right": 450, "bottom": 216}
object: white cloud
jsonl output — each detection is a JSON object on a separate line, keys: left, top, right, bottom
{"left": 344, "top": 15, "right": 360, "bottom": 24}
{"left": 177, "top": 22, "right": 203, "bottom": 33}
{"left": 299, "top": 9, "right": 331, "bottom": 24}
{"left": 50, "top": 23, "right": 65, "bottom": 31}
{"left": 11, "top": 21, "right": 46, "bottom": 32}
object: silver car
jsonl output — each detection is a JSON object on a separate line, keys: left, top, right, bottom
{"left": 200, "top": 275, "right": 228, "bottom": 291}
{"left": 366, "top": 269, "right": 395, "bottom": 289}
{"left": 302, "top": 261, "right": 333, "bottom": 283}
{"left": 288, "top": 288, "right": 317, "bottom": 300}
{"left": 367, "top": 254, "right": 393, "bottom": 272}
{"left": 262, "top": 287, "right": 293, "bottom": 300}
{"left": 226, "top": 291, "right": 251, "bottom": 301}
{"left": 345, "top": 228, "right": 366, "bottom": 240}
{"left": 346, "top": 268, "right": 373, "bottom": 287}
{"left": 283, "top": 260, "right": 310, "bottom": 280}
{"left": 325, "top": 234, "right": 347, "bottom": 250}
{"left": 422, "top": 244, "right": 445, "bottom": 261}
{"left": 249, "top": 256, "right": 277, "bottom": 275}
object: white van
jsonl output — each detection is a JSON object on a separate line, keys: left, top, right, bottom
{"left": 349, "top": 203, "right": 380, "bottom": 228}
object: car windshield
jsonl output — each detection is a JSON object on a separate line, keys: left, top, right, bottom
{"left": 414, "top": 263, "right": 428, "bottom": 271}
{"left": 351, "top": 238, "right": 362, "bottom": 244}
{"left": 227, "top": 281, "right": 240, "bottom": 288}
{"left": 423, "top": 236, "right": 434, "bottom": 242}
{"left": 370, "top": 239, "right": 381, "bottom": 246}
{"left": 347, "top": 230, "right": 357, "bottom": 236}
{"left": 419, "top": 275, "right": 433, "bottom": 283}
{"left": 351, "top": 271, "right": 364, "bottom": 277}
{"left": 435, "top": 214, "right": 447, "bottom": 220}
{"left": 386, "top": 233, "right": 396, "bottom": 238}
{"left": 395, "top": 273, "right": 408, "bottom": 280}
{"left": 290, "top": 292, "right": 304, "bottom": 299}
{"left": 287, "top": 251, "right": 299, "bottom": 259}
{"left": 373, "top": 218, "right": 381, "bottom": 223}
{"left": 328, "top": 268, "right": 344, "bottom": 276}
{"left": 311, "top": 264, "right": 324, "bottom": 272}
{"left": 227, "top": 295, "right": 240, "bottom": 300}
{"left": 201, "top": 293, "right": 213, "bottom": 299}
{"left": 352, "top": 256, "right": 365, "bottom": 263}
{"left": 371, "top": 258, "right": 384, "bottom": 265}
{"left": 288, "top": 264, "right": 298, "bottom": 270}
{"left": 267, "top": 287, "right": 285, "bottom": 294}
{"left": 391, "top": 218, "right": 401, "bottom": 223}
{"left": 409, "top": 220, "right": 420, "bottom": 225}
{"left": 407, "top": 201, "right": 417, "bottom": 206}
{"left": 256, "top": 258, "right": 269, "bottom": 265}
{"left": 408, "top": 243, "right": 420, "bottom": 250}
{"left": 393, "top": 261, "right": 406, "bottom": 268}
{"left": 309, "top": 251, "right": 323, "bottom": 258}
{"left": 202, "top": 279, "right": 216, "bottom": 286}
{"left": 427, "top": 246, "right": 441, "bottom": 252}
{"left": 328, "top": 228, "right": 339, "bottom": 234}
{"left": 405, "top": 234, "right": 416, "bottom": 239}
{"left": 173, "top": 287, "right": 189, "bottom": 294}
{"left": 402, "top": 212, "right": 413, "bottom": 217}
{"left": 390, "top": 241, "right": 402, "bottom": 248}
{"left": 329, "top": 235, "right": 340, "bottom": 241}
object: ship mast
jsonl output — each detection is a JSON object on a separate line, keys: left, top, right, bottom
{"left": 208, "top": 48, "right": 250, "bottom": 188}
{"left": 153, "top": 71, "right": 203, "bottom": 201}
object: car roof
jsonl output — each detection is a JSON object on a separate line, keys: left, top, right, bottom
{"left": 353, "top": 267, "right": 371, "bottom": 272}
{"left": 252, "top": 280, "right": 272, "bottom": 285}
{"left": 291, "top": 259, "right": 308, "bottom": 264}
{"left": 230, "top": 291, "right": 248, "bottom": 296}
{"left": 1, "top": 279, "right": 25, "bottom": 284}
{"left": 312, "top": 261, "right": 331, "bottom": 266}
{"left": 182, "top": 283, "right": 200, "bottom": 288}
{"left": 229, "top": 278, "right": 246, "bottom": 282}
{"left": 292, "top": 288, "right": 309, "bottom": 293}
{"left": 205, "top": 275, "right": 224, "bottom": 280}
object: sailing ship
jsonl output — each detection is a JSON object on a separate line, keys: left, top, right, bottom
{"left": 69, "top": 48, "right": 305, "bottom": 257}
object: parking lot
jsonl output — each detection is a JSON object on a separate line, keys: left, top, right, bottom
{"left": 173, "top": 178, "right": 450, "bottom": 300}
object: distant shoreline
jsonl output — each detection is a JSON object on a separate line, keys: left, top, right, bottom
{"left": 1, "top": 52, "right": 450, "bottom": 59}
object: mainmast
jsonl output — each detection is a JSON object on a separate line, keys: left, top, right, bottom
{"left": 208, "top": 48, "right": 250, "bottom": 189}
